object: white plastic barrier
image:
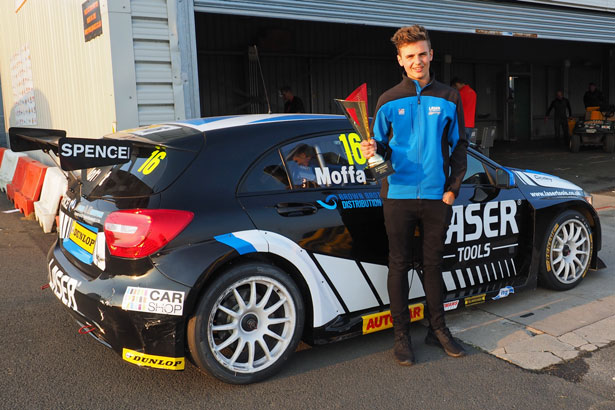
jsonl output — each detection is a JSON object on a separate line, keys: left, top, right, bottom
{"left": 33, "top": 167, "right": 67, "bottom": 233}
{"left": 0, "top": 150, "right": 27, "bottom": 192}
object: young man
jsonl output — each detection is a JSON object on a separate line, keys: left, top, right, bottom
{"left": 360, "top": 25, "right": 467, "bottom": 365}
{"left": 583, "top": 83, "right": 604, "bottom": 108}
{"left": 451, "top": 77, "right": 477, "bottom": 141}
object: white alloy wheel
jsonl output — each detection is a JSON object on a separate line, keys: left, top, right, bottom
{"left": 548, "top": 219, "right": 591, "bottom": 285}
{"left": 541, "top": 210, "right": 593, "bottom": 290}
{"left": 207, "top": 276, "right": 296, "bottom": 373}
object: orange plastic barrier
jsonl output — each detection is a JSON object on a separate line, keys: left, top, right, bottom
{"left": 0, "top": 147, "right": 6, "bottom": 166}
{"left": 6, "top": 156, "right": 34, "bottom": 203}
{"left": 14, "top": 160, "right": 48, "bottom": 216}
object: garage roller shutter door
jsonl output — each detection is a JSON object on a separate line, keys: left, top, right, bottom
{"left": 193, "top": 0, "right": 615, "bottom": 43}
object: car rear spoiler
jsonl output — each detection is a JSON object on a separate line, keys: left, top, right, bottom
{"left": 9, "top": 127, "right": 131, "bottom": 171}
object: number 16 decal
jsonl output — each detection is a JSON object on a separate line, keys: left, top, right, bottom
{"left": 338, "top": 133, "right": 366, "bottom": 165}
{"left": 138, "top": 150, "right": 166, "bottom": 175}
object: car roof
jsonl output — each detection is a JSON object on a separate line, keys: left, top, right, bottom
{"left": 166, "top": 114, "right": 345, "bottom": 133}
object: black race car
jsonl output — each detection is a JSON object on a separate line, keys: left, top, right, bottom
{"left": 9, "top": 115, "right": 603, "bottom": 384}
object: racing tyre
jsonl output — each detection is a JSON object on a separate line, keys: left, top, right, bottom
{"left": 569, "top": 134, "right": 581, "bottom": 153}
{"left": 187, "top": 263, "right": 305, "bottom": 384}
{"left": 603, "top": 134, "right": 615, "bottom": 153}
{"left": 539, "top": 210, "right": 592, "bottom": 290}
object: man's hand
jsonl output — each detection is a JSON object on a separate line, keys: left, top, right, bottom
{"left": 360, "top": 139, "right": 377, "bottom": 159}
{"left": 442, "top": 191, "right": 455, "bottom": 205}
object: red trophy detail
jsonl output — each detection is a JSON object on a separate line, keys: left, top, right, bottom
{"left": 335, "top": 84, "right": 394, "bottom": 180}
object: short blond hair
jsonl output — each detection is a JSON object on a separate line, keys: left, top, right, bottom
{"left": 391, "top": 25, "right": 431, "bottom": 53}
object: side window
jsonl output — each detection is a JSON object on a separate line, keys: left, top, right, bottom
{"left": 462, "top": 153, "right": 495, "bottom": 185}
{"left": 281, "top": 132, "right": 376, "bottom": 189}
{"left": 239, "top": 149, "right": 290, "bottom": 193}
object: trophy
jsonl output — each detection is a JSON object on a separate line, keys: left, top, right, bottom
{"left": 335, "top": 83, "right": 394, "bottom": 180}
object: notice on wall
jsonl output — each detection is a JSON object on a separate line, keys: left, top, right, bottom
{"left": 15, "top": 0, "right": 27, "bottom": 13}
{"left": 10, "top": 46, "right": 37, "bottom": 126}
{"left": 82, "top": 0, "right": 103, "bottom": 42}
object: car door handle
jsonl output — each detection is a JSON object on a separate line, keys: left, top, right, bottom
{"left": 275, "top": 203, "right": 318, "bottom": 217}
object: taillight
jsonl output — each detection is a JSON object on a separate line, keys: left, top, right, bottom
{"left": 104, "top": 209, "right": 194, "bottom": 258}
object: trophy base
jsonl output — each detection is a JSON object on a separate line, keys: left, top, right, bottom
{"left": 365, "top": 160, "right": 394, "bottom": 181}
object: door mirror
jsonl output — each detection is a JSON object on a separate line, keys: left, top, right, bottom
{"left": 495, "top": 167, "right": 515, "bottom": 189}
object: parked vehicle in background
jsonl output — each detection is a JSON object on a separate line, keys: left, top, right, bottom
{"left": 570, "top": 105, "right": 615, "bottom": 153}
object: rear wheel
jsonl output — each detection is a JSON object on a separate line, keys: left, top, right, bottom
{"left": 569, "top": 134, "right": 581, "bottom": 153}
{"left": 603, "top": 134, "right": 615, "bottom": 153}
{"left": 539, "top": 210, "right": 592, "bottom": 290}
{"left": 187, "top": 263, "right": 304, "bottom": 384}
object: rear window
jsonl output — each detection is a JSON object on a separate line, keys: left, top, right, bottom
{"left": 81, "top": 145, "right": 199, "bottom": 198}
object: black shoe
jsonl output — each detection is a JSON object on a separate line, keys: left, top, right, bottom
{"left": 393, "top": 333, "right": 415, "bottom": 366}
{"left": 425, "top": 327, "right": 466, "bottom": 358}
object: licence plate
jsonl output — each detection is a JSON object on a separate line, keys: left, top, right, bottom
{"left": 64, "top": 220, "right": 98, "bottom": 264}
{"left": 70, "top": 221, "right": 97, "bottom": 254}
{"left": 586, "top": 129, "right": 596, "bottom": 133}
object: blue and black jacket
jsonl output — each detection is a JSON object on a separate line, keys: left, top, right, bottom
{"left": 372, "top": 73, "right": 467, "bottom": 200}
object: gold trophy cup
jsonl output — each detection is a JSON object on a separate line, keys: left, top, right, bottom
{"left": 335, "top": 84, "right": 394, "bottom": 180}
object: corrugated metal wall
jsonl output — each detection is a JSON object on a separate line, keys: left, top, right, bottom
{"left": 194, "top": 0, "right": 615, "bottom": 44}
{"left": 0, "top": 0, "right": 116, "bottom": 138}
{"left": 131, "top": 0, "right": 185, "bottom": 125}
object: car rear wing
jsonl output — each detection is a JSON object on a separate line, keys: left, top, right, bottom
{"left": 9, "top": 127, "right": 131, "bottom": 171}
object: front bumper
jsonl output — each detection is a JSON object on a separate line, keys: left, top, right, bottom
{"left": 47, "top": 240, "right": 191, "bottom": 370}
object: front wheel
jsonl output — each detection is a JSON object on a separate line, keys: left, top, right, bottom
{"left": 539, "top": 210, "right": 593, "bottom": 290}
{"left": 187, "top": 263, "right": 305, "bottom": 384}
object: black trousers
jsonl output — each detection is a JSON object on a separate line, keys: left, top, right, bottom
{"left": 554, "top": 116, "right": 569, "bottom": 140}
{"left": 383, "top": 198, "right": 451, "bottom": 335}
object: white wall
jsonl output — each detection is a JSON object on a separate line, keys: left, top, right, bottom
{"left": 0, "top": 0, "right": 119, "bottom": 139}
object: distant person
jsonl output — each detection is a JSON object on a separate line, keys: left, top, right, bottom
{"left": 451, "top": 77, "right": 476, "bottom": 140}
{"left": 583, "top": 82, "right": 604, "bottom": 108}
{"left": 280, "top": 85, "right": 305, "bottom": 113}
{"left": 545, "top": 90, "right": 572, "bottom": 143}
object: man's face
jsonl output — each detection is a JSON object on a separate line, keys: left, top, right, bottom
{"left": 397, "top": 40, "right": 433, "bottom": 83}
{"left": 589, "top": 84, "right": 596, "bottom": 92}
{"left": 556, "top": 91, "right": 563, "bottom": 99}
{"left": 453, "top": 82, "right": 463, "bottom": 91}
{"left": 293, "top": 152, "right": 311, "bottom": 166}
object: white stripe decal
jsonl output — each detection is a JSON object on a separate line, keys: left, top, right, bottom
{"left": 455, "top": 269, "right": 467, "bottom": 288}
{"left": 442, "top": 271, "right": 456, "bottom": 291}
{"left": 235, "top": 230, "right": 344, "bottom": 327}
{"left": 475, "top": 266, "right": 484, "bottom": 283}
{"left": 314, "top": 254, "right": 378, "bottom": 312}
{"left": 492, "top": 243, "right": 518, "bottom": 250}
{"left": 443, "top": 254, "right": 456, "bottom": 259}
{"left": 504, "top": 259, "right": 511, "bottom": 277}
{"left": 498, "top": 261, "right": 506, "bottom": 278}
{"left": 466, "top": 268, "right": 475, "bottom": 286}
{"left": 484, "top": 264, "right": 491, "bottom": 281}
{"left": 491, "top": 263, "right": 498, "bottom": 279}
{"left": 361, "top": 262, "right": 390, "bottom": 304}
{"left": 514, "top": 171, "right": 536, "bottom": 186}
{"left": 232, "top": 231, "right": 269, "bottom": 252}
{"left": 511, "top": 259, "right": 518, "bottom": 275}
{"left": 167, "top": 114, "right": 340, "bottom": 133}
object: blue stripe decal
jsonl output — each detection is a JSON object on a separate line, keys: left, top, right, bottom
{"left": 249, "top": 115, "right": 334, "bottom": 124}
{"left": 179, "top": 116, "right": 237, "bottom": 126}
{"left": 63, "top": 238, "right": 94, "bottom": 265}
{"left": 214, "top": 233, "right": 257, "bottom": 255}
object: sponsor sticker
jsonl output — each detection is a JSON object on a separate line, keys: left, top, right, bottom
{"left": 122, "top": 348, "right": 184, "bottom": 370}
{"left": 69, "top": 221, "right": 97, "bottom": 254}
{"left": 443, "top": 300, "right": 459, "bottom": 311}
{"left": 317, "top": 192, "right": 382, "bottom": 210}
{"left": 122, "top": 286, "right": 185, "bottom": 316}
{"left": 464, "top": 294, "right": 486, "bottom": 307}
{"left": 48, "top": 260, "right": 81, "bottom": 312}
{"left": 361, "top": 303, "right": 424, "bottom": 335}
{"left": 492, "top": 286, "right": 515, "bottom": 300}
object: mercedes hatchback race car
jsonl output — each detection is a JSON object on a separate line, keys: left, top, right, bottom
{"left": 10, "top": 115, "right": 603, "bottom": 384}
